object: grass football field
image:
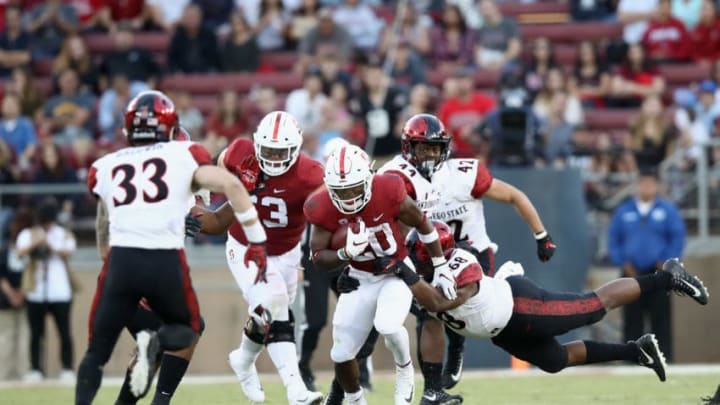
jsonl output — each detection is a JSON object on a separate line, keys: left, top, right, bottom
{"left": 1, "top": 367, "right": 718, "bottom": 405}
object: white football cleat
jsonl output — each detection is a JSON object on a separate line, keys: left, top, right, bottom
{"left": 130, "top": 330, "right": 160, "bottom": 397}
{"left": 229, "top": 350, "right": 265, "bottom": 403}
{"left": 394, "top": 362, "right": 415, "bottom": 405}
{"left": 291, "top": 390, "right": 324, "bottom": 405}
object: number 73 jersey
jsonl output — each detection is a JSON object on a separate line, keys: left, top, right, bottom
{"left": 87, "top": 141, "right": 213, "bottom": 250}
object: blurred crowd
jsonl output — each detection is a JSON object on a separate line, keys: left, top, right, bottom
{"left": 0, "top": 0, "right": 719, "bottom": 231}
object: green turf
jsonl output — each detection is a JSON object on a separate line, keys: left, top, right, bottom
{"left": 2, "top": 373, "right": 718, "bottom": 405}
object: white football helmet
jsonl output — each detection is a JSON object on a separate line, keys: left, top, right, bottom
{"left": 324, "top": 144, "right": 373, "bottom": 214}
{"left": 253, "top": 111, "right": 303, "bottom": 176}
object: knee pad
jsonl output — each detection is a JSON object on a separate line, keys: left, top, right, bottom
{"left": 244, "top": 315, "right": 267, "bottom": 345}
{"left": 266, "top": 319, "right": 295, "bottom": 344}
{"left": 158, "top": 324, "right": 198, "bottom": 351}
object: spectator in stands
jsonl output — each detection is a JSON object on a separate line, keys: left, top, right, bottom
{"left": 0, "top": 205, "right": 31, "bottom": 381}
{"left": 475, "top": 0, "right": 521, "bottom": 69}
{"left": 333, "top": 0, "right": 383, "bottom": 51}
{"left": 571, "top": 0, "right": 616, "bottom": 21}
{"left": 7, "top": 68, "right": 44, "bottom": 125}
{"left": 571, "top": 40, "right": 611, "bottom": 108}
{"left": 690, "top": 0, "right": 720, "bottom": 63}
{"left": 314, "top": 81, "right": 352, "bottom": 159}
{"left": 672, "top": 0, "right": 703, "bottom": 29}
{"left": 68, "top": 136, "right": 94, "bottom": 182}
{"left": 0, "top": 94, "right": 36, "bottom": 170}
{"left": 396, "top": 83, "right": 434, "bottom": 135}
{"left": 145, "top": 0, "right": 190, "bottom": 31}
{"left": 98, "top": 73, "right": 136, "bottom": 141}
{"left": 247, "top": 85, "right": 281, "bottom": 128}
{"left": 286, "top": 68, "right": 328, "bottom": 135}
{"left": 539, "top": 91, "right": 575, "bottom": 168}
{"left": 533, "top": 67, "right": 585, "bottom": 128}
{"left": 98, "top": 24, "right": 159, "bottom": 91}
{"left": 608, "top": 43, "right": 666, "bottom": 108}
{"left": 642, "top": 0, "right": 692, "bottom": 62}
{"left": 618, "top": 0, "right": 659, "bottom": 45}
{"left": 390, "top": 40, "right": 426, "bottom": 89}
{"left": 288, "top": 0, "right": 321, "bottom": 47}
{"left": 194, "top": 0, "right": 235, "bottom": 32}
{"left": 430, "top": 4, "right": 475, "bottom": 72}
{"left": 523, "top": 37, "right": 557, "bottom": 99}
{"left": 317, "top": 52, "right": 353, "bottom": 95}
{"left": 378, "top": 2, "right": 430, "bottom": 57}
{"left": 250, "top": 0, "right": 290, "bottom": 51}
{"left": 205, "top": 89, "right": 250, "bottom": 155}
{"left": 69, "top": 0, "right": 113, "bottom": 32}
{"left": 17, "top": 197, "right": 77, "bottom": 382}
{"left": 673, "top": 88, "right": 710, "bottom": 167}
{"left": 695, "top": 80, "right": 720, "bottom": 131}
{"left": 298, "top": 8, "right": 354, "bottom": 72}
{"left": 32, "top": 143, "right": 78, "bottom": 224}
{"left": 167, "top": 4, "right": 220, "bottom": 73}
{"left": 350, "top": 59, "right": 406, "bottom": 161}
{"left": 171, "top": 89, "right": 204, "bottom": 139}
{"left": 0, "top": 6, "right": 30, "bottom": 79}
{"left": 53, "top": 35, "right": 98, "bottom": 94}
{"left": 608, "top": 167, "right": 685, "bottom": 361}
{"left": 22, "top": 0, "right": 79, "bottom": 59}
{"left": 438, "top": 67, "right": 496, "bottom": 157}
{"left": 0, "top": 140, "right": 18, "bottom": 211}
{"left": 221, "top": 11, "right": 261, "bottom": 72}
{"left": 43, "top": 69, "right": 95, "bottom": 144}
{"left": 629, "top": 95, "right": 678, "bottom": 168}
{"left": 107, "top": 0, "right": 153, "bottom": 31}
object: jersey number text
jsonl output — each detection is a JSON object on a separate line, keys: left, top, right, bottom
{"left": 111, "top": 158, "right": 168, "bottom": 207}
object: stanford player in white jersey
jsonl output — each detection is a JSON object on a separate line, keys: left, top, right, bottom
{"left": 190, "top": 111, "right": 324, "bottom": 405}
{"left": 75, "top": 91, "right": 267, "bottom": 405}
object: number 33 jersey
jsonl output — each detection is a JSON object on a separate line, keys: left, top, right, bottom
{"left": 87, "top": 141, "right": 213, "bottom": 249}
{"left": 223, "top": 138, "right": 324, "bottom": 255}
{"left": 434, "top": 248, "right": 513, "bottom": 338}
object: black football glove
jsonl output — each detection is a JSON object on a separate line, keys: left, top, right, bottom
{"left": 374, "top": 257, "right": 420, "bottom": 286}
{"left": 336, "top": 268, "right": 359, "bottom": 294}
{"left": 535, "top": 232, "right": 556, "bottom": 262}
{"left": 185, "top": 214, "right": 202, "bottom": 238}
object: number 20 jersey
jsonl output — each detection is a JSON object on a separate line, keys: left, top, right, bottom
{"left": 87, "top": 141, "right": 212, "bottom": 250}
{"left": 223, "top": 138, "right": 324, "bottom": 255}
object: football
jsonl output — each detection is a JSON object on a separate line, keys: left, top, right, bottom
{"left": 330, "top": 225, "right": 348, "bottom": 250}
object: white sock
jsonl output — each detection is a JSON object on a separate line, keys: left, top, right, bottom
{"left": 267, "top": 341, "right": 307, "bottom": 399}
{"left": 346, "top": 388, "right": 364, "bottom": 401}
{"left": 229, "top": 334, "right": 263, "bottom": 375}
{"left": 383, "top": 328, "right": 412, "bottom": 367}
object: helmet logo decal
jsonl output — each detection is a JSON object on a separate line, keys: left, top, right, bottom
{"left": 271, "top": 111, "right": 282, "bottom": 141}
{"left": 339, "top": 146, "right": 347, "bottom": 180}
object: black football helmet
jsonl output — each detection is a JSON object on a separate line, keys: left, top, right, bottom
{"left": 401, "top": 113, "right": 451, "bottom": 179}
{"left": 123, "top": 90, "right": 179, "bottom": 145}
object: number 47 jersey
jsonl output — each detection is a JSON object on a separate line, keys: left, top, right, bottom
{"left": 87, "top": 141, "right": 213, "bottom": 250}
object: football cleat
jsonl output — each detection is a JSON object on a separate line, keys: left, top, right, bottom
{"left": 701, "top": 384, "right": 720, "bottom": 404}
{"left": 395, "top": 362, "right": 415, "bottom": 405}
{"left": 229, "top": 350, "right": 265, "bottom": 403}
{"left": 419, "top": 389, "right": 464, "bottom": 405}
{"left": 442, "top": 351, "right": 464, "bottom": 390}
{"left": 130, "top": 330, "right": 161, "bottom": 397}
{"left": 299, "top": 362, "right": 317, "bottom": 392}
{"left": 663, "top": 258, "right": 709, "bottom": 305}
{"left": 633, "top": 333, "right": 667, "bottom": 382}
{"left": 291, "top": 390, "right": 323, "bottom": 405}
{"left": 323, "top": 378, "right": 345, "bottom": 405}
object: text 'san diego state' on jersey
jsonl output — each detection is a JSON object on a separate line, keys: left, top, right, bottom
{"left": 223, "top": 138, "right": 324, "bottom": 255}
{"left": 304, "top": 174, "right": 409, "bottom": 273}
{"left": 88, "top": 141, "right": 212, "bottom": 250}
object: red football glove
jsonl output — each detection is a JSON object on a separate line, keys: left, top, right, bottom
{"left": 244, "top": 243, "right": 268, "bottom": 284}
{"left": 235, "top": 155, "right": 260, "bottom": 192}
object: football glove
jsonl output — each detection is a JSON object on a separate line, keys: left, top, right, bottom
{"left": 336, "top": 268, "right": 360, "bottom": 294}
{"left": 244, "top": 243, "right": 268, "bottom": 284}
{"left": 374, "top": 256, "right": 420, "bottom": 286}
{"left": 432, "top": 260, "right": 457, "bottom": 300}
{"left": 235, "top": 155, "right": 260, "bottom": 192}
{"left": 343, "top": 220, "right": 368, "bottom": 259}
{"left": 184, "top": 214, "right": 202, "bottom": 238}
{"left": 535, "top": 232, "right": 556, "bottom": 262}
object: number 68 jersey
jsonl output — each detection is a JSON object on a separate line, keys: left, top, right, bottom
{"left": 87, "top": 141, "right": 213, "bottom": 250}
{"left": 432, "top": 248, "right": 514, "bottom": 338}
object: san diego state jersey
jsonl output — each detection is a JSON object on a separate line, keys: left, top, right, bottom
{"left": 431, "top": 158, "right": 493, "bottom": 251}
{"left": 304, "top": 173, "right": 409, "bottom": 273}
{"left": 87, "top": 141, "right": 212, "bottom": 249}
{"left": 432, "top": 248, "right": 513, "bottom": 338}
{"left": 378, "top": 155, "right": 441, "bottom": 214}
{"left": 223, "top": 138, "right": 324, "bottom": 255}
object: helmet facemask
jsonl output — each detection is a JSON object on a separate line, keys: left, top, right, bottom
{"left": 255, "top": 143, "right": 300, "bottom": 176}
{"left": 409, "top": 140, "right": 450, "bottom": 179}
{"left": 328, "top": 177, "right": 372, "bottom": 214}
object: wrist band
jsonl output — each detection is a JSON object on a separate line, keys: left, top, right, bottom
{"left": 419, "top": 228, "right": 439, "bottom": 244}
{"left": 242, "top": 221, "right": 266, "bottom": 244}
{"left": 534, "top": 230, "right": 548, "bottom": 240}
{"left": 431, "top": 256, "right": 447, "bottom": 267}
{"left": 337, "top": 248, "right": 350, "bottom": 261}
{"left": 399, "top": 266, "right": 420, "bottom": 286}
{"left": 235, "top": 206, "right": 259, "bottom": 224}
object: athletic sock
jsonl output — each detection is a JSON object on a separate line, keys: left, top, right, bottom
{"left": 383, "top": 328, "right": 412, "bottom": 366}
{"left": 583, "top": 341, "right": 639, "bottom": 364}
{"left": 115, "top": 367, "right": 138, "bottom": 405}
{"left": 635, "top": 271, "right": 672, "bottom": 295}
{"left": 267, "top": 341, "right": 307, "bottom": 399}
{"left": 421, "top": 361, "right": 443, "bottom": 392}
{"left": 346, "top": 388, "right": 364, "bottom": 401}
{"left": 229, "top": 334, "right": 263, "bottom": 375}
{"left": 150, "top": 354, "right": 189, "bottom": 405}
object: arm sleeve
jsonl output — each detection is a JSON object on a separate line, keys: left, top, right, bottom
{"left": 607, "top": 206, "right": 625, "bottom": 266}
{"left": 470, "top": 164, "right": 493, "bottom": 198}
{"left": 665, "top": 204, "right": 686, "bottom": 259}
{"left": 456, "top": 262, "right": 483, "bottom": 288}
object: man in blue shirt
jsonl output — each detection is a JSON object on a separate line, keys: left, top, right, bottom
{"left": 608, "top": 168, "right": 685, "bottom": 361}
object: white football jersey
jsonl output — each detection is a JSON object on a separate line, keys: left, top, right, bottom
{"left": 430, "top": 158, "right": 493, "bottom": 252}
{"left": 378, "top": 155, "right": 441, "bottom": 214}
{"left": 88, "top": 141, "right": 211, "bottom": 249}
{"left": 430, "top": 248, "right": 514, "bottom": 338}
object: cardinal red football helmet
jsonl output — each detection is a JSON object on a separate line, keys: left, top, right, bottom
{"left": 401, "top": 114, "right": 451, "bottom": 179}
{"left": 123, "top": 90, "right": 179, "bottom": 145}
{"left": 406, "top": 220, "right": 455, "bottom": 265}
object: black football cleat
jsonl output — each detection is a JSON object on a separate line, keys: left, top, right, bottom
{"left": 419, "top": 389, "right": 464, "bottom": 405}
{"left": 299, "top": 362, "right": 317, "bottom": 392}
{"left": 130, "top": 330, "right": 161, "bottom": 397}
{"left": 701, "top": 384, "right": 720, "bottom": 404}
{"left": 663, "top": 258, "right": 709, "bottom": 305}
{"left": 633, "top": 333, "right": 667, "bottom": 382}
{"left": 442, "top": 351, "right": 464, "bottom": 390}
{"left": 322, "top": 378, "right": 345, "bottom": 405}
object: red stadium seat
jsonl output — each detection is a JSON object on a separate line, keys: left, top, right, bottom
{"left": 161, "top": 72, "right": 303, "bottom": 95}
{"left": 520, "top": 22, "right": 623, "bottom": 43}
{"left": 658, "top": 64, "right": 711, "bottom": 85}
{"left": 83, "top": 32, "right": 170, "bottom": 54}
{"left": 499, "top": 2, "right": 569, "bottom": 16}
{"left": 260, "top": 52, "right": 299, "bottom": 71}
{"left": 585, "top": 109, "right": 637, "bottom": 130}
{"left": 426, "top": 69, "right": 501, "bottom": 89}
{"left": 32, "top": 59, "right": 54, "bottom": 76}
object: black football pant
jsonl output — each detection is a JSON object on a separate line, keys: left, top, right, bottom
{"left": 26, "top": 301, "right": 73, "bottom": 372}
{"left": 76, "top": 247, "right": 201, "bottom": 405}
{"left": 491, "top": 276, "right": 607, "bottom": 373}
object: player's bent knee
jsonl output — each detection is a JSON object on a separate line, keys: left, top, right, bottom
{"left": 330, "top": 345, "right": 356, "bottom": 363}
{"left": 158, "top": 324, "right": 198, "bottom": 351}
{"left": 537, "top": 351, "right": 568, "bottom": 374}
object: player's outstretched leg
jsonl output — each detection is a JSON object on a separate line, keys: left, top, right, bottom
{"left": 228, "top": 317, "right": 266, "bottom": 403}
{"left": 442, "top": 327, "right": 465, "bottom": 390}
{"left": 702, "top": 384, "right": 720, "bottom": 404}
